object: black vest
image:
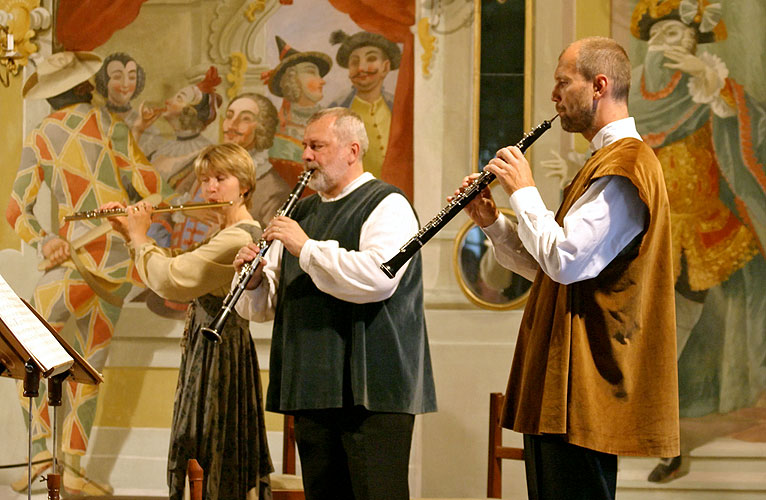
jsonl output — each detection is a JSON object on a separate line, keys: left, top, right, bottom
{"left": 267, "top": 179, "right": 437, "bottom": 414}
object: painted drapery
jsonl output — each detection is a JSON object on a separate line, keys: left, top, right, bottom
{"left": 56, "top": 0, "right": 149, "bottom": 51}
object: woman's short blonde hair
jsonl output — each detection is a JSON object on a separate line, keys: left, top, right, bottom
{"left": 193, "top": 143, "right": 257, "bottom": 209}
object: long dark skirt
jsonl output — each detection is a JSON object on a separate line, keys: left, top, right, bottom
{"left": 168, "top": 294, "right": 272, "bottom": 500}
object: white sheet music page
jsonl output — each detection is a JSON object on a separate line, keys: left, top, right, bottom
{"left": 0, "top": 273, "right": 73, "bottom": 376}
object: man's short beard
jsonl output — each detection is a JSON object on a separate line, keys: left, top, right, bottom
{"left": 561, "top": 100, "right": 596, "bottom": 133}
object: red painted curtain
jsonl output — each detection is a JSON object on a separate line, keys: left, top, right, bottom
{"left": 56, "top": 0, "right": 149, "bottom": 51}
{"left": 328, "top": 0, "right": 416, "bottom": 201}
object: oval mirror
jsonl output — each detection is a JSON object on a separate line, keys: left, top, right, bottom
{"left": 453, "top": 208, "right": 532, "bottom": 310}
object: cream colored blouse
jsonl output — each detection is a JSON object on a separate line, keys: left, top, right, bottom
{"left": 132, "top": 221, "right": 261, "bottom": 302}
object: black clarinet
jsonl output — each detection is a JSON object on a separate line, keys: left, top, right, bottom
{"left": 201, "top": 169, "right": 315, "bottom": 342}
{"left": 380, "top": 115, "right": 558, "bottom": 279}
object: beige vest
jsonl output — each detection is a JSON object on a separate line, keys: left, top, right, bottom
{"left": 502, "top": 138, "right": 680, "bottom": 457}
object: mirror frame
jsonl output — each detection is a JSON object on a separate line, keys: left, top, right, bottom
{"left": 452, "top": 208, "right": 532, "bottom": 310}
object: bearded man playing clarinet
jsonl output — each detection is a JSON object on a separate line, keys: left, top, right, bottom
{"left": 233, "top": 107, "right": 436, "bottom": 500}
{"left": 459, "top": 37, "right": 679, "bottom": 499}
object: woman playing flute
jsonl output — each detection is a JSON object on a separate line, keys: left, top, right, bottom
{"left": 101, "top": 142, "right": 272, "bottom": 500}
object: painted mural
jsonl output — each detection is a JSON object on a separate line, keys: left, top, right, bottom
{"left": 0, "top": 0, "right": 413, "bottom": 493}
{"left": 613, "top": 0, "right": 766, "bottom": 484}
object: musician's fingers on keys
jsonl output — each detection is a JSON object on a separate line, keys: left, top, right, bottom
{"left": 234, "top": 243, "right": 261, "bottom": 272}
{"left": 263, "top": 217, "right": 309, "bottom": 257}
{"left": 98, "top": 201, "right": 125, "bottom": 213}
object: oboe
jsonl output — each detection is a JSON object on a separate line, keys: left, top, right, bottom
{"left": 201, "top": 169, "right": 315, "bottom": 342}
{"left": 380, "top": 114, "right": 558, "bottom": 279}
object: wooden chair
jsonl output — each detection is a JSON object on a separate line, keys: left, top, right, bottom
{"left": 272, "top": 414, "right": 304, "bottom": 500}
{"left": 487, "top": 392, "right": 524, "bottom": 498}
{"left": 185, "top": 414, "right": 303, "bottom": 500}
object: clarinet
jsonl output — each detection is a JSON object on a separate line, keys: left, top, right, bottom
{"left": 380, "top": 115, "right": 558, "bottom": 279}
{"left": 201, "top": 169, "right": 315, "bottom": 342}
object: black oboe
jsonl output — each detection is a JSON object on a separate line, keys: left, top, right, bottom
{"left": 380, "top": 115, "right": 558, "bottom": 279}
{"left": 201, "top": 169, "right": 315, "bottom": 342}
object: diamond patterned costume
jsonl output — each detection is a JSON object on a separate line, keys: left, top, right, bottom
{"left": 6, "top": 102, "right": 170, "bottom": 457}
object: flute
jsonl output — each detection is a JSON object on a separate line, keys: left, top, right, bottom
{"left": 380, "top": 114, "right": 558, "bottom": 279}
{"left": 63, "top": 201, "right": 234, "bottom": 222}
{"left": 201, "top": 169, "right": 315, "bottom": 343}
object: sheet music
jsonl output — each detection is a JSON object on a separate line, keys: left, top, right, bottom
{"left": 0, "top": 273, "right": 73, "bottom": 375}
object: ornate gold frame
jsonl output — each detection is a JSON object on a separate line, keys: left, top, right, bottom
{"left": 452, "top": 208, "right": 531, "bottom": 310}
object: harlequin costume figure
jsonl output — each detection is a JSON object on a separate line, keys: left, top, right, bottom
{"left": 5, "top": 51, "right": 170, "bottom": 496}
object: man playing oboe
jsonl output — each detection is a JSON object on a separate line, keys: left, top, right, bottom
{"left": 233, "top": 107, "right": 436, "bottom": 500}
{"left": 459, "top": 37, "right": 679, "bottom": 499}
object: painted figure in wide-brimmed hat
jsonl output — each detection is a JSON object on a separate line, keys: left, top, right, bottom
{"left": 263, "top": 36, "right": 332, "bottom": 164}
{"left": 626, "top": 0, "right": 766, "bottom": 482}
{"left": 329, "top": 30, "right": 401, "bottom": 179}
{"left": 6, "top": 50, "right": 170, "bottom": 496}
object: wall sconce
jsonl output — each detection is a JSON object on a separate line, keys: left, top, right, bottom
{"left": 0, "top": 4, "right": 52, "bottom": 88}
{"left": 418, "top": 0, "right": 474, "bottom": 77}
{"left": 1, "top": 26, "right": 20, "bottom": 86}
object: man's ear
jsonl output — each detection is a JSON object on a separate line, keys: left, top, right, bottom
{"left": 348, "top": 141, "right": 361, "bottom": 164}
{"left": 593, "top": 74, "right": 608, "bottom": 99}
{"left": 381, "top": 58, "right": 391, "bottom": 76}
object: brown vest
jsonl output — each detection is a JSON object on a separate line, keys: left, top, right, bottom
{"left": 502, "top": 138, "right": 680, "bottom": 457}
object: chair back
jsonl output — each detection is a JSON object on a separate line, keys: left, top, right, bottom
{"left": 487, "top": 392, "right": 524, "bottom": 498}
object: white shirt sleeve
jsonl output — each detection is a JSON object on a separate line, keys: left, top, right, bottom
{"left": 298, "top": 192, "right": 418, "bottom": 303}
{"left": 233, "top": 241, "right": 281, "bottom": 323}
{"left": 481, "top": 214, "right": 540, "bottom": 282}
{"left": 508, "top": 175, "right": 647, "bottom": 285}
{"left": 235, "top": 191, "right": 418, "bottom": 320}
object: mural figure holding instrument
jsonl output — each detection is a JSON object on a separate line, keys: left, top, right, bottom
{"left": 627, "top": 0, "right": 766, "bottom": 482}
{"left": 5, "top": 51, "right": 170, "bottom": 495}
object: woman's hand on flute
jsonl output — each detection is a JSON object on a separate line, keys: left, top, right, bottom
{"left": 126, "top": 201, "right": 154, "bottom": 246}
{"left": 101, "top": 201, "right": 154, "bottom": 246}
{"left": 99, "top": 202, "right": 131, "bottom": 241}
{"left": 234, "top": 242, "right": 266, "bottom": 290}
{"left": 450, "top": 173, "right": 500, "bottom": 228}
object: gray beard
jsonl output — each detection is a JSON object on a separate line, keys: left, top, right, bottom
{"left": 307, "top": 168, "right": 330, "bottom": 194}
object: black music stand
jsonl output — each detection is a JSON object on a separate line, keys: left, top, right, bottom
{"left": 1, "top": 296, "right": 103, "bottom": 500}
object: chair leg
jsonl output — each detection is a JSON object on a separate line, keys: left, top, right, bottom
{"left": 488, "top": 392, "right": 503, "bottom": 498}
{"left": 187, "top": 459, "right": 203, "bottom": 500}
{"left": 283, "top": 414, "right": 297, "bottom": 474}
